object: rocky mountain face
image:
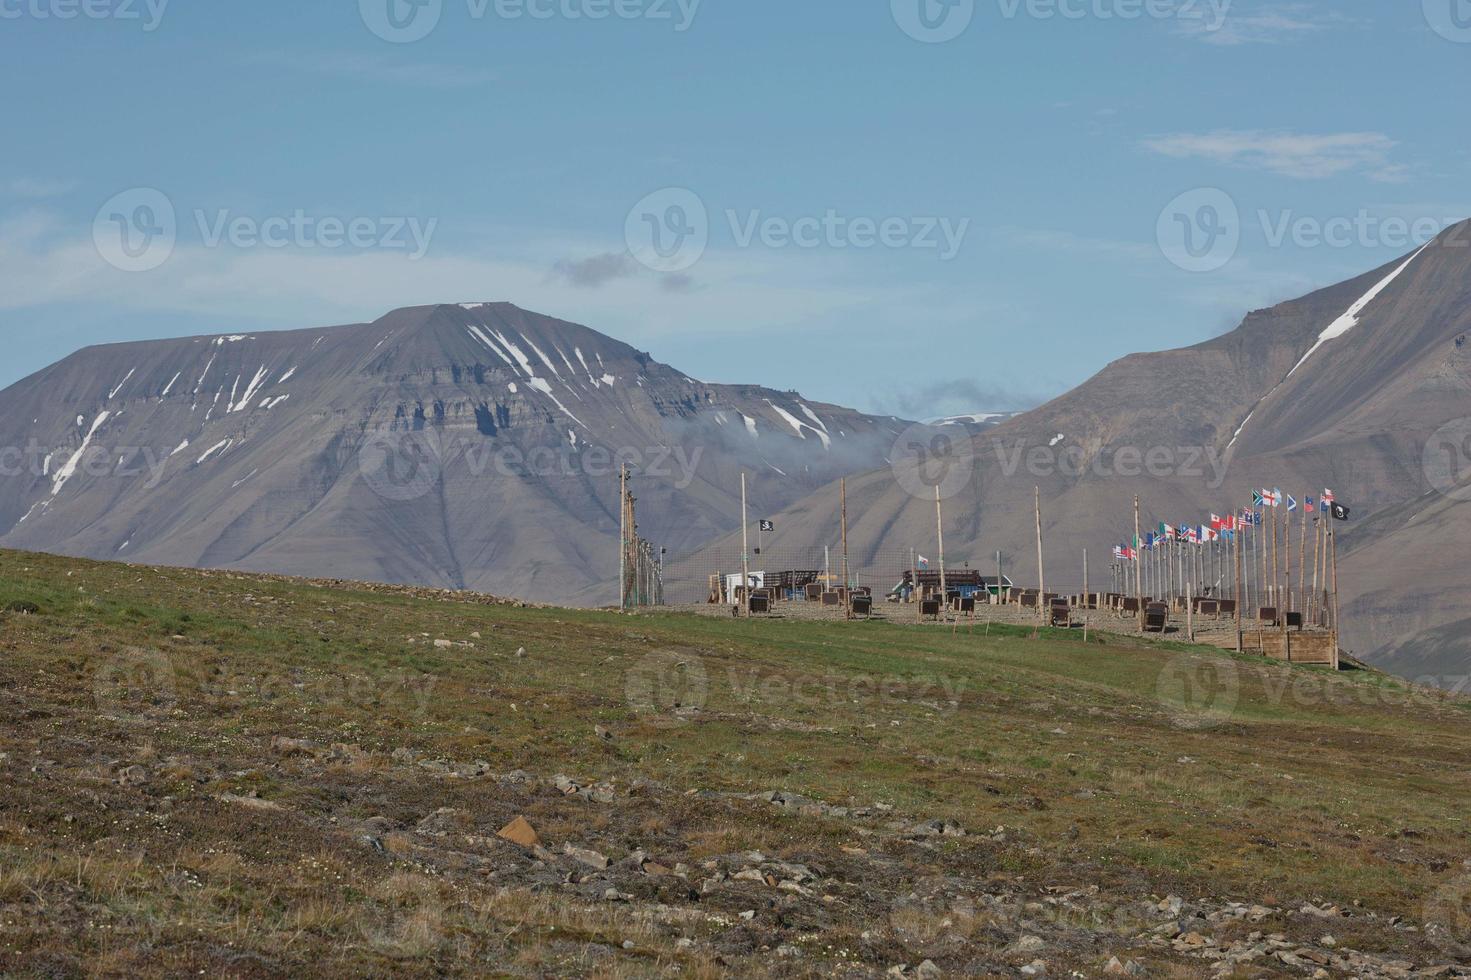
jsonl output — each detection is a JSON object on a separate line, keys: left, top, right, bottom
{"left": 683, "top": 223, "right": 1471, "bottom": 681}
{"left": 0, "top": 303, "right": 910, "bottom": 603}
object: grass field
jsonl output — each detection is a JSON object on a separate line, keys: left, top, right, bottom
{"left": 2, "top": 548, "right": 1470, "bottom": 977}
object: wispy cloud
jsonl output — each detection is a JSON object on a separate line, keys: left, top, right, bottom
{"left": 1142, "top": 130, "right": 1407, "bottom": 181}
{"left": 879, "top": 378, "right": 1045, "bottom": 419}
{"left": 1177, "top": 4, "right": 1352, "bottom": 46}
{"left": 550, "top": 251, "right": 639, "bottom": 288}
{"left": 244, "top": 51, "right": 496, "bottom": 89}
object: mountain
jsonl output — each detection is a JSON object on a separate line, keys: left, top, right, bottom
{"left": 680, "top": 222, "right": 1471, "bottom": 680}
{"left": 0, "top": 303, "right": 911, "bottom": 603}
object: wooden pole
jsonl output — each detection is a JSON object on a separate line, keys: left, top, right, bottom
{"left": 619, "top": 465, "right": 628, "bottom": 612}
{"left": 996, "top": 549, "right": 1003, "bottom": 606}
{"left": 1133, "top": 496, "right": 1144, "bottom": 630}
{"left": 741, "top": 472, "right": 751, "bottom": 618}
{"left": 1034, "top": 486, "right": 1045, "bottom": 622}
{"left": 1298, "top": 507, "right": 1308, "bottom": 619}
{"left": 936, "top": 485, "right": 948, "bottom": 619}
{"left": 1234, "top": 523, "right": 1244, "bottom": 652}
{"left": 840, "top": 478, "right": 850, "bottom": 620}
{"left": 1318, "top": 506, "right": 1329, "bottom": 620}
{"left": 1330, "top": 525, "right": 1340, "bottom": 634}
{"left": 1082, "top": 548, "right": 1089, "bottom": 612}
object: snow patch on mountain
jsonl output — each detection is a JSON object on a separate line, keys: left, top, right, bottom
{"left": 52, "top": 412, "right": 110, "bottom": 497}
{"left": 1287, "top": 243, "right": 1430, "bottom": 380}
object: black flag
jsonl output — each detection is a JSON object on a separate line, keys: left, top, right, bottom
{"left": 759, "top": 520, "right": 774, "bottom": 532}
{"left": 1330, "top": 502, "right": 1351, "bottom": 521}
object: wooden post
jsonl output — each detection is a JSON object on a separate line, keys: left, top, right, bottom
{"left": 1297, "top": 507, "right": 1308, "bottom": 620}
{"left": 1034, "top": 486, "right": 1045, "bottom": 622}
{"left": 618, "top": 465, "right": 628, "bottom": 612}
{"left": 1318, "top": 512, "right": 1329, "bottom": 626}
{"left": 1186, "top": 577, "right": 1194, "bottom": 643}
{"left": 935, "top": 485, "right": 948, "bottom": 620}
{"left": 1133, "top": 496, "right": 1144, "bottom": 630}
{"left": 840, "top": 478, "right": 850, "bottom": 621}
{"left": 1234, "top": 522, "right": 1244, "bottom": 652}
{"left": 1082, "top": 548, "right": 1089, "bottom": 614}
{"left": 1330, "top": 525, "right": 1340, "bottom": 634}
{"left": 741, "top": 472, "right": 751, "bottom": 618}
{"left": 996, "top": 549, "right": 1003, "bottom": 606}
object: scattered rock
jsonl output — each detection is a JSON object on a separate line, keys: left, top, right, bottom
{"left": 497, "top": 816, "right": 539, "bottom": 848}
{"left": 564, "top": 844, "right": 610, "bottom": 870}
{"left": 269, "top": 736, "right": 320, "bottom": 757}
{"left": 915, "top": 959, "right": 943, "bottom": 979}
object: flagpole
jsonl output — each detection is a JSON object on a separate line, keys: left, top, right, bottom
{"left": 840, "top": 478, "right": 849, "bottom": 620}
{"left": 740, "top": 471, "right": 750, "bottom": 618}
{"left": 937, "top": 484, "right": 949, "bottom": 620}
{"left": 1033, "top": 486, "right": 1044, "bottom": 623}
{"left": 1133, "top": 496, "right": 1144, "bottom": 630}
{"left": 1311, "top": 514, "right": 1322, "bottom": 626}
{"left": 1297, "top": 507, "right": 1308, "bottom": 618}
{"left": 1234, "top": 520, "right": 1244, "bottom": 651}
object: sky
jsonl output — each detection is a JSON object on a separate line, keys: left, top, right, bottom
{"left": 2, "top": 0, "right": 1469, "bottom": 418}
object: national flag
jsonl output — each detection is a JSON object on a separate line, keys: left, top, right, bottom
{"left": 1113, "top": 544, "right": 1125, "bottom": 560}
{"left": 1305, "top": 496, "right": 1315, "bottom": 513}
{"left": 917, "top": 556, "right": 930, "bottom": 569}
{"left": 1269, "top": 488, "right": 1283, "bottom": 507}
{"left": 1210, "top": 513, "right": 1223, "bottom": 529}
{"left": 1159, "top": 523, "right": 1174, "bottom": 539}
{"left": 1185, "top": 527, "right": 1199, "bottom": 543}
{"left": 1286, "top": 494, "right": 1298, "bottom": 512}
{"left": 1252, "top": 489, "right": 1265, "bottom": 507}
{"left": 1322, "top": 488, "right": 1335, "bottom": 504}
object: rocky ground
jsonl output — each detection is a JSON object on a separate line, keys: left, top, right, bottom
{"left": 3, "top": 549, "right": 1470, "bottom": 976}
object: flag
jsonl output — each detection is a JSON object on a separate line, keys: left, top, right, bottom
{"left": 917, "top": 556, "right": 930, "bottom": 569}
{"left": 759, "top": 519, "right": 775, "bottom": 532}
{"left": 1305, "top": 496, "right": 1315, "bottom": 513}
{"left": 1330, "top": 502, "right": 1351, "bottom": 521}
{"left": 1252, "top": 489, "right": 1265, "bottom": 507}
{"left": 1113, "top": 544, "right": 1125, "bottom": 560}
{"left": 1210, "top": 513, "right": 1223, "bottom": 529}
{"left": 1185, "top": 527, "right": 1199, "bottom": 544}
{"left": 1269, "top": 488, "right": 1283, "bottom": 507}
{"left": 1322, "top": 488, "right": 1335, "bottom": 504}
{"left": 1286, "top": 494, "right": 1298, "bottom": 512}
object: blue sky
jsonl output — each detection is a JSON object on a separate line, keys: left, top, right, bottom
{"left": 2, "top": 0, "right": 1469, "bottom": 417}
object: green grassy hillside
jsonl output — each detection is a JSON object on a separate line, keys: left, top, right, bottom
{"left": 2, "top": 549, "right": 1469, "bottom": 977}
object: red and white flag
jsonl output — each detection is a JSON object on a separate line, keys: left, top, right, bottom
{"left": 1322, "top": 488, "right": 1335, "bottom": 504}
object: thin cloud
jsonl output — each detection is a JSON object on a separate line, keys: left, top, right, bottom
{"left": 550, "top": 251, "right": 639, "bottom": 288}
{"left": 1142, "top": 130, "right": 1406, "bottom": 181}
{"left": 1177, "top": 4, "right": 1351, "bottom": 46}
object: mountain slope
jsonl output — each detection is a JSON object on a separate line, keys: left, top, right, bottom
{"left": 0, "top": 303, "right": 910, "bottom": 602}
{"left": 683, "top": 222, "right": 1471, "bottom": 677}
